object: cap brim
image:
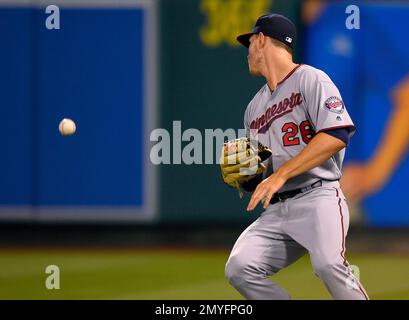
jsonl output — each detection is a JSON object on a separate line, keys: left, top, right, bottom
{"left": 236, "top": 32, "right": 254, "bottom": 48}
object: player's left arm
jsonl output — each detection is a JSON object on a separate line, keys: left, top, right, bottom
{"left": 247, "top": 132, "right": 345, "bottom": 211}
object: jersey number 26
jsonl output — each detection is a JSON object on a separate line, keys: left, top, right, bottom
{"left": 282, "top": 120, "right": 315, "bottom": 146}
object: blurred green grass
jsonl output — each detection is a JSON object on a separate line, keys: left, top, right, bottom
{"left": 0, "top": 249, "right": 408, "bottom": 299}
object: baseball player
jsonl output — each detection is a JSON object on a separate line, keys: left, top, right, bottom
{"left": 222, "top": 14, "right": 369, "bottom": 300}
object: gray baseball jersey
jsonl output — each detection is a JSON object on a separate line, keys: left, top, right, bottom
{"left": 244, "top": 64, "right": 355, "bottom": 192}
{"left": 225, "top": 64, "right": 368, "bottom": 300}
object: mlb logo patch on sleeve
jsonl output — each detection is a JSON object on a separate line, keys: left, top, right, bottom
{"left": 324, "top": 96, "right": 345, "bottom": 114}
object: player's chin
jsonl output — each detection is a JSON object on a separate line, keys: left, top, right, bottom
{"left": 249, "top": 67, "right": 261, "bottom": 76}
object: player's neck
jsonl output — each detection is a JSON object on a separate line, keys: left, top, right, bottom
{"left": 265, "top": 59, "right": 298, "bottom": 93}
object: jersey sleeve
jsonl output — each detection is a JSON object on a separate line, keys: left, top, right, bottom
{"left": 244, "top": 100, "right": 252, "bottom": 138}
{"left": 300, "top": 69, "right": 356, "bottom": 137}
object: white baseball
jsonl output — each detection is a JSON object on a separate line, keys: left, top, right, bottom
{"left": 59, "top": 118, "right": 76, "bottom": 136}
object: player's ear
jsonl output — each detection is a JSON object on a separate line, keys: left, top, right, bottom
{"left": 257, "top": 32, "right": 268, "bottom": 49}
{"left": 258, "top": 32, "right": 266, "bottom": 48}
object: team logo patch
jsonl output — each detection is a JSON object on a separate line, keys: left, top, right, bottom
{"left": 324, "top": 96, "right": 344, "bottom": 114}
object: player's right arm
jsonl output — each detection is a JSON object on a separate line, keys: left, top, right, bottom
{"left": 247, "top": 131, "right": 346, "bottom": 211}
{"left": 300, "top": 66, "right": 356, "bottom": 137}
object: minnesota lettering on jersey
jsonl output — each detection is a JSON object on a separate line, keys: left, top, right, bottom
{"left": 250, "top": 92, "right": 303, "bottom": 133}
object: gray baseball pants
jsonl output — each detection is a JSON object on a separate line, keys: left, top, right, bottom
{"left": 225, "top": 181, "right": 369, "bottom": 300}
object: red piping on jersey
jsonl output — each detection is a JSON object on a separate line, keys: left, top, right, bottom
{"left": 277, "top": 64, "right": 303, "bottom": 86}
{"left": 318, "top": 125, "right": 356, "bottom": 134}
{"left": 335, "top": 188, "right": 369, "bottom": 300}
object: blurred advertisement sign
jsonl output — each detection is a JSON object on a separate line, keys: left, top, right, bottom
{"left": 305, "top": 2, "right": 409, "bottom": 226}
{"left": 0, "top": 0, "right": 158, "bottom": 222}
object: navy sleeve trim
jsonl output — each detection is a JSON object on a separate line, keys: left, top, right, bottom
{"left": 320, "top": 127, "right": 351, "bottom": 145}
{"left": 317, "top": 125, "right": 356, "bottom": 134}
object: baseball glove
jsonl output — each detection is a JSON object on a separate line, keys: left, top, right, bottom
{"left": 220, "top": 137, "right": 272, "bottom": 198}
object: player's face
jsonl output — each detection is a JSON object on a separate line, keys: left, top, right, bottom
{"left": 247, "top": 34, "right": 263, "bottom": 76}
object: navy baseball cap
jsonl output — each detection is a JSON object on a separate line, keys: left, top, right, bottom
{"left": 237, "top": 13, "right": 296, "bottom": 49}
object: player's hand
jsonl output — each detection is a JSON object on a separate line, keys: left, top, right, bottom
{"left": 247, "top": 172, "right": 287, "bottom": 211}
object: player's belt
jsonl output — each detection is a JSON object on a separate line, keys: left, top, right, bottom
{"left": 270, "top": 180, "right": 323, "bottom": 205}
